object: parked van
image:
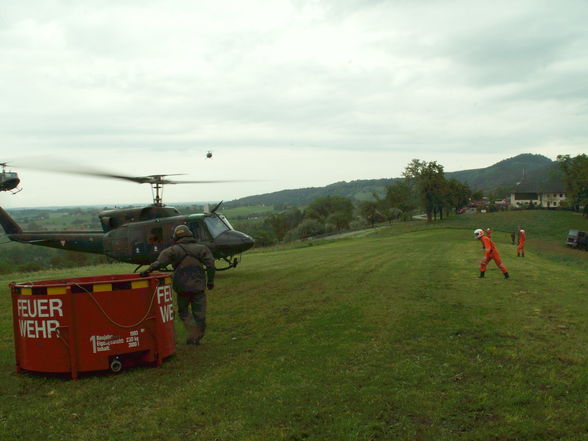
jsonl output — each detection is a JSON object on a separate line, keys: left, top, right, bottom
{"left": 566, "top": 229, "right": 588, "bottom": 250}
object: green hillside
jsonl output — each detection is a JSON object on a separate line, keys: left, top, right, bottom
{"left": 1, "top": 210, "right": 588, "bottom": 440}
{"left": 225, "top": 178, "right": 396, "bottom": 208}
{"left": 226, "top": 153, "right": 554, "bottom": 207}
{"left": 446, "top": 153, "right": 553, "bottom": 191}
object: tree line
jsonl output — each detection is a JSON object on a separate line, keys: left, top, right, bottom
{"left": 558, "top": 154, "right": 588, "bottom": 216}
{"left": 235, "top": 159, "right": 473, "bottom": 246}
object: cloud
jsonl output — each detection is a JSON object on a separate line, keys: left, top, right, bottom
{"left": 0, "top": 0, "right": 587, "bottom": 207}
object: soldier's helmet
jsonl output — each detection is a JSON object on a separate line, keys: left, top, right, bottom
{"left": 474, "top": 228, "right": 485, "bottom": 239}
{"left": 173, "top": 225, "right": 193, "bottom": 241}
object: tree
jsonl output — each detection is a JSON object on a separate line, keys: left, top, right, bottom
{"left": 384, "top": 180, "right": 417, "bottom": 218}
{"left": 379, "top": 206, "right": 402, "bottom": 224}
{"left": 267, "top": 214, "right": 289, "bottom": 241}
{"left": 358, "top": 200, "right": 383, "bottom": 227}
{"left": 296, "top": 219, "right": 325, "bottom": 238}
{"left": 557, "top": 154, "right": 588, "bottom": 216}
{"left": 265, "top": 208, "right": 304, "bottom": 241}
{"left": 306, "top": 196, "right": 354, "bottom": 223}
{"left": 402, "top": 159, "right": 446, "bottom": 222}
{"left": 446, "top": 179, "right": 472, "bottom": 214}
{"left": 326, "top": 212, "right": 352, "bottom": 231}
{"left": 471, "top": 190, "right": 484, "bottom": 201}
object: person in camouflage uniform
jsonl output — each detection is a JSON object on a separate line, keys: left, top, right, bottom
{"left": 141, "top": 224, "right": 216, "bottom": 345}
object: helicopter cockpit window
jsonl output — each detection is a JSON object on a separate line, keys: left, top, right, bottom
{"left": 205, "top": 216, "right": 231, "bottom": 238}
{"left": 187, "top": 221, "right": 208, "bottom": 241}
{"left": 218, "top": 214, "right": 234, "bottom": 230}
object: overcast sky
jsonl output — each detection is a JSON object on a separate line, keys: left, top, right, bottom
{"left": 1, "top": 0, "right": 587, "bottom": 209}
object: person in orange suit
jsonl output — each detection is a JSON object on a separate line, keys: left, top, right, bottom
{"left": 474, "top": 228, "right": 509, "bottom": 279}
{"left": 517, "top": 226, "right": 526, "bottom": 257}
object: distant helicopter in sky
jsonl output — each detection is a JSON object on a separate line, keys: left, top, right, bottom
{"left": 0, "top": 163, "right": 22, "bottom": 193}
{"left": 0, "top": 166, "right": 255, "bottom": 271}
{"left": 206, "top": 150, "right": 213, "bottom": 159}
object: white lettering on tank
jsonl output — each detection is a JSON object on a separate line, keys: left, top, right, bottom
{"left": 19, "top": 319, "right": 60, "bottom": 339}
{"left": 157, "top": 285, "right": 174, "bottom": 323}
{"left": 49, "top": 299, "right": 63, "bottom": 317}
{"left": 17, "top": 298, "right": 63, "bottom": 339}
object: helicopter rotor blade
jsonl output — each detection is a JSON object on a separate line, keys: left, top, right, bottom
{"left": 9, "top": 158, "right": 154, "bottom": 183}
{"left": 147, "top": 174, "right": 186, "bottom": 178}
{"left": 8, "top": 157, "right": 259, "bottom": 185}
{"left": 211, "top": 200, "right": 223, "bottom": 213}
{"left": 162, "top": 179, "right": 256, "bottom": 185}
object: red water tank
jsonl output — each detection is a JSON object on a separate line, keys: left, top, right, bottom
{"left": 10, "top": 273, "right": 175, "bottom": 379}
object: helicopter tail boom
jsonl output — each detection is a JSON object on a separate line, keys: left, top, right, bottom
{"left": 7, "top": 232, "right": 105, "bottom": 254}
{"left": 0, "top": 207, "right": 23, "bottom": 234}
{"left": 0, "top": 206, "right": 104, "bottom": 254}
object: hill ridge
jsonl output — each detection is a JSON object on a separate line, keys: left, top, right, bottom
{"left": 226, "top": 153, "right": 554, "bottom": 208}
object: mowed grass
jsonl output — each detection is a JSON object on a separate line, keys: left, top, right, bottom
{"left": 1, "top": 212, "right": 588, "bottom": 440}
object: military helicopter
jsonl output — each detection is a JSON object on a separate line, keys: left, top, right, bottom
{"left": 0, "top": 163, "right": 22, "bottom": 193}
{"left": 0, "top": 171, "right": 255, "bottom": 271}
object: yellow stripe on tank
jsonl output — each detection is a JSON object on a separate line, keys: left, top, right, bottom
{"left": 131, "top": 280, "right": 149, "bottom": 289}
{"left": 93, "top": 283, "right": 113, "bottom": 292}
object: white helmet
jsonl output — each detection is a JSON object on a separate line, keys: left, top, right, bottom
{"left": 474, "top": 228, "right": 485, "bottom": 239}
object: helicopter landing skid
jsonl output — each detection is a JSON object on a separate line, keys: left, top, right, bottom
{"left": 215, "top": 256, "right": 240, "bottom": 271}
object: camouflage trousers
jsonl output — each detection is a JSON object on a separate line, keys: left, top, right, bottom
{"left": 177, "top": 292, "right": 207, "bottom": 343}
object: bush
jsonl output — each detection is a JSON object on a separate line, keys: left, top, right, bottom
{"left": 296, "top": 219, "right": 325, "bottom": 239}
{"left": 283, "top": 229, "right": 300, "bottom": 243}
{"left": 324, "top": 223, "right": 337, "bottom": 235}
{"left": 251, "top": 230, "right": 276, "bottom": 247}
{"left": 350, "top": 219, "right": 369, "bottom": 230}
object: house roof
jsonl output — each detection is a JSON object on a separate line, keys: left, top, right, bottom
{"left": 513, "top": 177, "right": 566, "bottom": 194}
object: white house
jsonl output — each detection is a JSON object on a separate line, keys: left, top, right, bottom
{"left": 510, "top": 179, "right": 567, "bottom": 208}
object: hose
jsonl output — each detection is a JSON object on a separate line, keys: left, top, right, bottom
{"left": 73, "top": 282, "right": 158, "bottom": 329}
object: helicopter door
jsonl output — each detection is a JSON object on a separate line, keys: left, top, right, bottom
{"left": 127, "top": 225, "right": 151, "bottom": 260}
{"left": 103, "top": 226, "right": 131, "bottom": 262}
{"left": 148, "top": 227, "right": 164, "bottom": 254}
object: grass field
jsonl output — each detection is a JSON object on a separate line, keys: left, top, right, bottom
{"left": 1, "top": 210, "right": 588, "bottom": 440}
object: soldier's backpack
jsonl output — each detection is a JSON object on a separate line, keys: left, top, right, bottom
{"left": 172, "top": 244, "right": 206, "bottom": 294}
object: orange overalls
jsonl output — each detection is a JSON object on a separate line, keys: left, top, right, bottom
{"left": 480, "top": 235, "right": 508, "bottom": 274}
{"left": 517, "top": 230, "right": 526, "bottom": 257}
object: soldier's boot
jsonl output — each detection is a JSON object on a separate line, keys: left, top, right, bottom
{"left": 504, "top": 272, "right": 510, "bottom": 279}
{"left": 182, "top": 316, "right": 201, "bottom": 345}
{"left": 479, "top": 271, "right": 485, "bottom": 278}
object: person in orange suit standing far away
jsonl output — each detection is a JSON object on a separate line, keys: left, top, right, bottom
{"left": 517, "top": 226, "right": 526, "bottom": 257}
{"left": 474, "top": 228, "right": 509, "bottom": 279}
